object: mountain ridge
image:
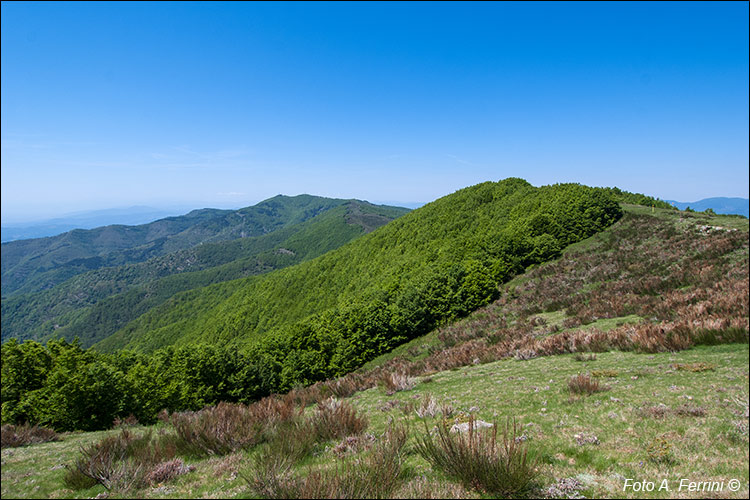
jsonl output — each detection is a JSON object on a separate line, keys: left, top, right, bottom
{"left": 665, "top": 196, "right": 749, "bottom": 217}
{"left": 96, "top": 179, "right": 625, "bottom": 362}
{"left": 1, "top": 195, "right": 370, "bottom": 297}
{"left": 1, "top": 199, "right": 408, "bottom": 345}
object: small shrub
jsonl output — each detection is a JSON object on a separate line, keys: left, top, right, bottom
{"left": 245, "top": 444, "right": 297, "bottom": 499}
{"left": 70, "top": 428, "right": 176, "bottom": 492}
{"left": 673, "top": 404, "right": 706, "bottom": 417}
{"left": 112, "top": 414, "right": 139, "bottom": 429}
{"left": 562, "top": 317, "right": 581, "bottom": 329}
{"left": 270, "top": 419, "right": 319, "bottom": 462}
{"left": 62, "top": 466, "right": 98, "bottom": 490}
{"left": 639, "top": 404, "right": 670, "bottom": 419}
{"left": 414, "top": 416, "right": 540, "bottom": 497}
{"left": 415, "top": 394, "right": 441, "bottom": 418}
{"left": 169, "top": 402, "right": 265, "bottom": 457}
{"left": 646, "top": 435, "right": 676, "bottom": 465}
{"left": 671, "top": 362, "right": 716, "bottom": 372}
{"left": 574, "top": 353, "right": 597, "bottom": 362}
{"left": 574, "top": 432, "right": 600, "bottom": 446}
{"left": 514, "top": 349, "right": 538, "bottom": 361}
{"left": 395, "top": 475, "right": 475, "bottom": 499}
{"left": 380, "top": 372, "right": 418, "bottom": 395}
{"left": 394, "top": 476, "right": 475, "bottom": 499}
{"left": 146, "top": 458, "right": 194, "bottom": 485}
{"left": 725, "top": 420, "right": 748, "bottom": 444}
{"left": 310, "top": 398, "right": 368, "bottom": 442}
{"left": 0, "top": 423, "right": 59, "bottom": 448}
{"left": 157, "top": 409, "right": 170, "bottom": 423}
{"left": 567, "top": 374, "right": 609, "bottom": 396}
{"left": 545, "top": 477, "right": 585, "bottom": 499}
{"left": 331, "top": 433, "right": 376, "bottom": 457}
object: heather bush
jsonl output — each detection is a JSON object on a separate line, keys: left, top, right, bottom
{"left": 415, "top": 394, "right": 441, "bottom": 419}
{"left": 169, "top": 402, "right": 266, "bottom": 457}
{"left": 112, "top": 414, "right": 139, "bottom": 428}
{"left": 380, "top": 371, "right": 418, "bottom": 395}
{"left": 0, "top": 423, "right": 59, "bottom": 448}
{"left": 68, "top": 428, "right": 179, "bottom": 492}
{"left": 310, "top": 398, "right": 369, "bottom": 442}
{"left": 673, "top": 404, "right": 707, "bottom": 417}
{"left": 62, "top": 465, "right": 99, "bottom": 490}
{"left": 415, "top": 416, "right": 540, "bottom": 497}
{"left": 638, "top": 404, "right": 671, "bottom": 419}
{"left": 146, "top": 458, "right": 195, "bottom": 485}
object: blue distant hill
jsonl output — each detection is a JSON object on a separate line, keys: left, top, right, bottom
{"left": 1, "top": 206, "right": 186, "bottom": 242}
{"left": 666, "top": 197, "right": 749, "bottom": 218}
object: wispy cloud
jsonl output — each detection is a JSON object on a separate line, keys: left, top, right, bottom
{"left": 446, "top": 154, "right": 474, "bottom": 166}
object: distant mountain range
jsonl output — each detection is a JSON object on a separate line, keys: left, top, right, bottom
{"left": 1, "top": 206, "right": 188, "bottom": 242}
{"left": 665, "top": 197, "right": 749, "bottom": 217}
{"left": 1, "top": 195, "right": 409, "bottom": 345}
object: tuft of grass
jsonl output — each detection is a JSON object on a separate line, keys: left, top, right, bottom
{"left": 246, "top": 421, "right": 408, "bottom": 499}
{"left": 414, "top": 416, "right": 541, "bottom": 497}
{"left": 567, "top": 374, "right": 609, "bottom": 396}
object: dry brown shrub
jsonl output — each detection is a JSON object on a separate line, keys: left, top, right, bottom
{"left": 0, "top": 423, "right": 59, "bottom": 448}
{"left": 380, "top": 371, "right": 418, "bottom": 395}
{"left": 568, "top": 374, "right": 609, "bottom": 396}
{"left": 310, "top": 398, "right": 368, "bottom": 442}
{"left": 146, "top": 458, "right": 194, "bottom": 485}
{"left": 169, "top": 402, "right": 265, "bottom": 457}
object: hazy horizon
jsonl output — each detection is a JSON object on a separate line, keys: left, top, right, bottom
{"left": 4, "top": 190, "right": 749, "bottom": 227}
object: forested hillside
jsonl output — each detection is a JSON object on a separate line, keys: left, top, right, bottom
{"left": 1, "top": 200, "right": 408, "bottom": 345}
{"left": 99, "top": 179, "right": 623, "bottom": 358}
{"left": 2, "top": 181, "right": 738, "bottom": 437}
{"left": 1, "top": 195, "right": 354, "bottom": 297}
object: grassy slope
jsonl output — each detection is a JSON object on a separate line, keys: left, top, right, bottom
{"left": 359, "top": 203, "right": 748, "bottom": 372}
{"left": 2, "top": 204, "right": 747, "bottom": 499}
{"left": 2, "top": 345, "right": 746, "bottom": 499}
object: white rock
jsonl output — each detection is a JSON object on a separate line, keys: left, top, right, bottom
{"left": 450, "top": 420, "right": 494, "bottom": 433}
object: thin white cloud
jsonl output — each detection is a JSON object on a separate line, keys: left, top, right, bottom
{"left": 446, "top": 154, "right": 473, "bottom": 166}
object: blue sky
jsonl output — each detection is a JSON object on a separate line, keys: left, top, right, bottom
{"left": 2, "top": 1, "right": 748, "bottom": 222}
